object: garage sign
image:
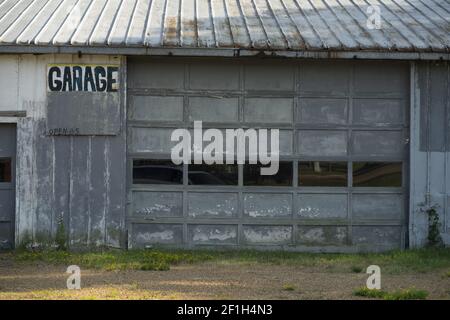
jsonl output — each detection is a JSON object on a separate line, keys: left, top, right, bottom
{"left": 47, "top": 64, "right": 119, "bottom": 92}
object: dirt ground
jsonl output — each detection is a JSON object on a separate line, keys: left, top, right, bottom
{"left": 0, "top": 256, "right": 449, "bottom": 300}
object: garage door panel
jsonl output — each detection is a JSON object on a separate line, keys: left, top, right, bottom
{"left": 243, "top": 193, "right": 292, "bottom": 218}
{"left": 243, "top": 130, "right": 293, "bottom": 156}
{"left": 352, "top": 131, "right": 404, "bottom": 157}
{"left": 298, "top": 130, "right": 347, "bottom": 156}
{"left": 352, "top": 226, "right": 402, "bottom": 250}
{"left": 188, "top": 225, "right": 238, "bottom": 245}
{"left": 244, "top": 65, "right": 295, "bottom": 91}
{"left": 297, "top": 226, "right": 348, "bottom": 246}
{"left": 130, "top": 96, "right": 184, "bottom": 122}
{"left": 0, "top": 124, "right": 15, "bottom": 250}
{"left": 130, "top": 128, "right": 176, "bottom": 153}
{"left": 0, "top": 126, "right": 15, "bottom": 156}
{"left": 129, "top": 61, "right": 185, "bottom": 89}
{"left": 0, "top": 223, "right": 12, "bottom": 249}
{"left": 296, "top": 194, "right": 348, "bottom": 219}
{"left": 353, "top": 194, "right": 403, "bottom": 220}
{"left": 189, "top": 63, "right": 240, "bottom": 90}
{"left": 299, "top": 63, "right": 350, "bottom": 95}
{"left": 298, "top": 98, "right": 348, "bottom": 125}
{"left": 188, "top": 97, "right": 239, "bottom": 122}
{"left": 130, "top": 224, "right": 184, "bottom": 248}
{"left": 279, "top": 130, "right": 293, "bottom": 155}
{"left": 188, "top": 193, "right": 238, "bottom": 218}
{"left": 353, "top": 99, "right": 405, "bottom": 126}
{"left": 132, "top": 191, "right": 183, "bottom": 217}
{"left": 354, "top": 63, "right": 409, "bottom": 96}
{"left": 244, "top": 98, "right": 294, "bottom": 123}
{"left": 242, "top": 225, "right": 293, "bottom": 245}
{"left": 0, "top": 190, "right": 14, "bottom": 221}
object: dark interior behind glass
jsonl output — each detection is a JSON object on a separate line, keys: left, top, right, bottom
{"left": 133, "top": 159, "right": 183, "bottom": 184}
{"left": 299, "top": 161, "right": 348, "bottom": 187}
{"left": 0, "top": 159, "right": 11, "bottom": 183}
{"left": 353, "top": 162, "right": 402, "bottom": 187}
{"left": 188, "top": 164, "right": 238, "bottom": 185}
{"left": 244, "top": 162, "right": 292, "bottom": 186}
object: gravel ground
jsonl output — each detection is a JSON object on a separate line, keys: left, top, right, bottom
{"left": 0, "top": 257, "right": 449, "bottom": 300}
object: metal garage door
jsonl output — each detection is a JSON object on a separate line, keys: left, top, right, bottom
{"left": 127, "top": 58, "right": 409, "bottom": 252}
{"left": 0, "top": 124, "right": 16, "bottom": 250}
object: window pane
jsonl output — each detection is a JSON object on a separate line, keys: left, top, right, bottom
{"left": 353, "top": 162, "right": 402, "bottom": 187}
{"left": 0, "top": 159, "right": 11, "bottom": 183}
{"left": 244, "top": 162, "right": 292, "bottom": 186}
{"left": 299, "top": 161, "right": 347, "bottom": 187}
{"left": 133, "top": 160, "right": 183, "bottom": 185}
{"left": 188, "top": 164, "right": 238, "bottom": 185}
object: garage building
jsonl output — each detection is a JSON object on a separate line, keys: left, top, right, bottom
{"left": 0, "top": 0, "right": 449, "bottom": 252}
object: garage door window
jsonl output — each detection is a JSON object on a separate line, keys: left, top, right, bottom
{"left": 133, "top": 159, "right": 183, "bottom": 184}
{"left": 299, "top": 161, "right": 348, "bottom": 187}
{"left": 0, "top": 158, "right": 11, "bottom": 183}
{"left": 352, "top": 162, "right": 402, "bottom": 187}
{"left": 244, "top": 162, "right": 293, "bottom": 186}
{"left": 188, "top": 164, "right": 238, "bottom": 185}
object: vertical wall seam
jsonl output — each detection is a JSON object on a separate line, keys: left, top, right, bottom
{"left": 426, "top": 62, "right": 431, "bottom": 204}
{"left": 445, "top": 62, "right": 449, "bottom": 232}
{"left": 87, "top": 136, "right": 92, "bottom": 246}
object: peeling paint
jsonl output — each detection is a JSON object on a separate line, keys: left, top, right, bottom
{"left": 137, "top": 230, "right": 174, "bottom": 242}
{"left": 243, "top": 226, "right": 292, "bottom": 244}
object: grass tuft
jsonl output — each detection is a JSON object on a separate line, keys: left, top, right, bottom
{"left": 282, "top": 284, "right": 296, "bottom": 291}
{"left": 351, "top": 266, "right": 363, "bottom": 273}
{"left": 353, "top": 287, "right": 387, "bottom": 299}
{"left": 353, "top": 287, "right": 428, "bottom": 300}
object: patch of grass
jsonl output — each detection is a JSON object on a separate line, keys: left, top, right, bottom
{"left": 12, "top": 247, "right": 450, "bottom": 274}
{"left": 387, "top": 289, "right": 429, "bottom": 300}
{"left": 282, "top": 284, "right": 296, "bottom": 291}
{"left": 351, "top": 266, "right": 363, "bottom": 273}
{"left": 444, "top": 270, "right": 450, "bottom": 278}
{"left": 353, "top": 287, "right": 386, "bottom": 299}
{"left": 353, "top": 287, "right": 428, "bottom": 300}
{"left": 14, "top": 249, "right": 214, "bottom": 271}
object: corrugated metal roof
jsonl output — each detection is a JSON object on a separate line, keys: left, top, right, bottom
{"left": 0, "top": 0, "right": 449, "bottom": 53}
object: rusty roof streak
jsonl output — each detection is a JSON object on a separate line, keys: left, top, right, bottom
{"left": 0, "top": 0, "right": 449, "bottom": 52}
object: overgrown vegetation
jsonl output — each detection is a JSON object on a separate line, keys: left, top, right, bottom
{"left": 12, "top": 247, "right": 450, "bottom": 273}
{"left": 424, "top": 205, "right": 444, "bottom": 248}
{"left": 55, "top": 215, "right": 67, "bottom": 251}
{"left": 353, "top": 287, "right": 428, "bottom": 300}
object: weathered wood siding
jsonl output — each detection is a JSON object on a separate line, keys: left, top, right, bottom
{"left": 0, "top": 54, "right": 126, "bottom": 248}
{"left": 410, "top": 61, "right": 450, "bottom": 247}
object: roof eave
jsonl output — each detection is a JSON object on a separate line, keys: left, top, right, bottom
{"left": 0, "top": 45, "right": 449, "bottom": 61}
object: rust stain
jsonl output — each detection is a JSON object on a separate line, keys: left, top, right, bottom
{"left": 164, "top": 16, "right": 178, "bottom": 43}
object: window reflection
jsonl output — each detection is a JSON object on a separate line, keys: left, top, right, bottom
{"left": 0, "top": 159, "right": 11, "bottom": 183}
{"left": 244, "top": 162, "right": 292, "bottom": 186}
{"left": 299, "top": 161, "right": 347, "bottom": 187}
{"left": 133, "top": 160, "right": 183, "bottom": 184}
{"left": 353, "top": 162, "right": 402, "bottom": 187}
{"left": 188, "top": 164, "right": 238, "bottom": 185}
